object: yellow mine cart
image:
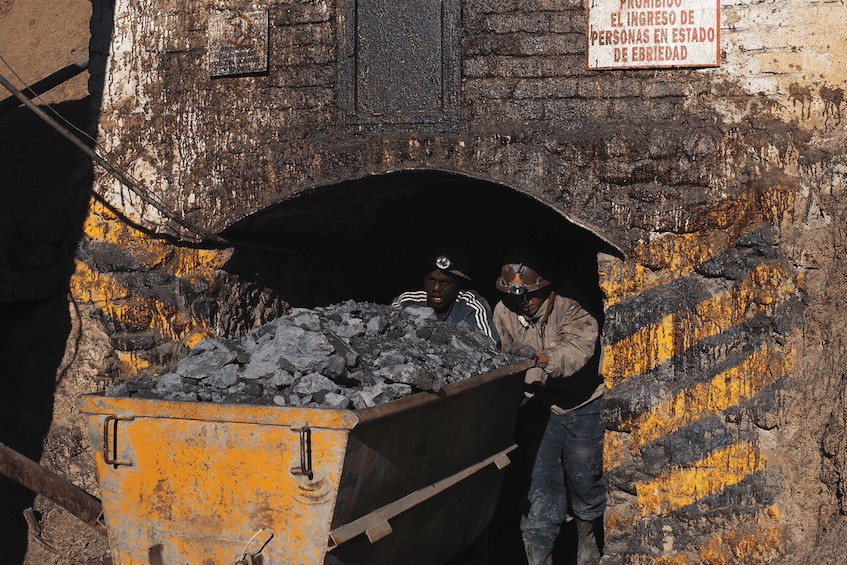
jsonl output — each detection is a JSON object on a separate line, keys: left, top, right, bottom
{"left": 77, "top": 361, "right": 530, "bottom": 565}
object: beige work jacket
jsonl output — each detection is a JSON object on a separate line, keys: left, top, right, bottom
{"left": 494, "top": 290, "right": 604, "bottom": 411}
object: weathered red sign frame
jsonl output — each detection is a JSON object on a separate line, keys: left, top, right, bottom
{"left": 585, "top": 0, "right": 721, "bottom": 70}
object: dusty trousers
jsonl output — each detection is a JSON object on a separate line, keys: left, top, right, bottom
{"left": 518, "top": 396, "right": 606, "bottom": 554}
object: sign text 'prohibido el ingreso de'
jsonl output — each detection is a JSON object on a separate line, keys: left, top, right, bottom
{"left": 586, "top": 0, "right": 720, "bottom": 70}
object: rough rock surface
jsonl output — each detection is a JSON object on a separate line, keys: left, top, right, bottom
{"left": 104, "top": 300, "right": 516, "bottom": 409}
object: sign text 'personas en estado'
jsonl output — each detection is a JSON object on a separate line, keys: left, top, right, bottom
{"left": 586, "top": 0, "right": 720, "bottom": 70}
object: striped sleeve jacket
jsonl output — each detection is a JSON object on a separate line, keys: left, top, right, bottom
{"left": 391, "top": 289, "right": 500, "bottom": 346}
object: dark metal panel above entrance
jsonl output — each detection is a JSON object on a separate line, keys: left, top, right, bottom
{"left": 338, "top": 0, "right": 461, "bottom": 127}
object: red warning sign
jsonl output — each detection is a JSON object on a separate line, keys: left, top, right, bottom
{"left": 586, "top": 0, "right": 720, "bottom": 69}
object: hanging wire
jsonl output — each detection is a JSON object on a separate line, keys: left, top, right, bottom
{"left": 0, "top": 56, "right": 330, "bottom": 254}
{"left": 0, "top": 55, "right": 229, "bottom": 247}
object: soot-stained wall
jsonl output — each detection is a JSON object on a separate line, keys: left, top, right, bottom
{"left": 48, "top": 0, "right": 847, "bottom": 562}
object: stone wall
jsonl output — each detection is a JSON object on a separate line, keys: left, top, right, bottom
{"left": 2, "top": 0, "right": 846, "bottom": 562}
{"left": 87, "top": 0, "right": 847, "bottom": 562}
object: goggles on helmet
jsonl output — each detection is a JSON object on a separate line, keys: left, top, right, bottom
{"left": 495, "top": 263, "right": 551, "bottom": 295}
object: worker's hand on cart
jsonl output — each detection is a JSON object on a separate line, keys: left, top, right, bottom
{"left": 505, "top": 341, "right": 537, "bottom": 359}
{"left": 505, "top": 342, "right": 548, "bottom": 369}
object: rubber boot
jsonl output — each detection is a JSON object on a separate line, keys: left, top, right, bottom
{"left": 523, "top": 540, "right": 554, "bottom": 565}
{"left": 576, "top": 518, "right": 601, "bottom": 565}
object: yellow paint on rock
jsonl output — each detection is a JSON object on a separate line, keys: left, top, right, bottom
{"left": 604, "top": 314, "right": 676, "bottom": 387}
{"left": 602, "top": 231, "right": 737, "bottom": 307}
{"left": 636, "top": 441, "right": 766, "bottom": 517}
{"left": 117, "top": 351, "right": 151, "bottom": 375}
{"left": 697, "top": 525, "right": 784, "bottom": 565}
{"left": 630, "top": 347, "right": 794, "bottom": 451}
{"left": 71, "top": 204, "right": 229, "bottom": 372}
{"left": 603, "top": 430, "right": 630, "bottom": 472}
{"left": 184, "top": 328, "right": 216, "bottom": 348}
{"left": 604, "top": 263, "right": 796, "bottom": 388}
{"left": 174, "top": 247, "right": 232, "bottom": 277}
{"left": 71, "top": 260, "right": 131, "bottom": 304}
{"left": 82, "top": 211, "right": 108, "bottom": 240}
{"left": 601, "top": 179, "right": 797, "bottom": 308}
{"left": 71, "top": 259, "right": 214, "bottom": 352}
{"left": 84, "top": 200, "right": 231, "bottom": 275}
{"left": 83, "top": 203, "right": 173, "bottom": 270}
{"left": 651, "top": 506, "right": 783, "bottom": 565}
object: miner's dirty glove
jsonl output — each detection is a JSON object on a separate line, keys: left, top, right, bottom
{"left": 505, "top": 342, "right": 537, "bottom": 359}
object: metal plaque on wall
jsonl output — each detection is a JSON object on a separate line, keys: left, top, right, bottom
{"left": 208, "top": 10, "right": 269, "bottom": 77}
{"left": 337, "top": 0, "right": 461, "bottom": 128}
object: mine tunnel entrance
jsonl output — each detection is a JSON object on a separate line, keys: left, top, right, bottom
{"left": 219, "top": 170, "right": 613, "bottom": 562}
{"left": 221, "top": 170, "right": 614, "bottom": 318}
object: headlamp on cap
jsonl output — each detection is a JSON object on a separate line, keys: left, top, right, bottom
{"left": 432, "top": 254, "right": 472, "bottom": 282}
{"left": 508, "top": 265, "right": 528, "bottom": 297}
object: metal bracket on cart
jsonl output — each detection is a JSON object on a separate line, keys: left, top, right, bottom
{"left": 327, "top": 443, "right": 516, "bottom": 547}
{"left": 289, "top": 423, "right": 314, "bottom": 480}
{"left": 102, "top": 415, "right": 135, "bottom": 468}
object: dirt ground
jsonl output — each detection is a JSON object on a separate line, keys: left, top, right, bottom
{"left": 1, "top": 1, "right": 110, "bottom": 563}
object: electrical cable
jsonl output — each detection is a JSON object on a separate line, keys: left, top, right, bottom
{"left": 0, "top": 57, "right": 330, "bottom": 254}
{"left": 0, "top": 59, "right": 229, "bottom": 246}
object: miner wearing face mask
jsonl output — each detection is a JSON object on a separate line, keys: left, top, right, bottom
{"left": 493, "top": 248, "right": 605, "bottom": 565}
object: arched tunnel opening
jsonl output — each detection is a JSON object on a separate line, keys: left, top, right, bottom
{"left": 220, "top": 170, "right": 615, "bottom": 323}
{"left": 213, "top": 170, "right": 617, "bottom": 563}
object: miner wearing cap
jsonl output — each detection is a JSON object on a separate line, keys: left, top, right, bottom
{"left": 493, "top": 249, "right": 605, "bottom": 565}
{"left": 391, "top": 251, "right": 499, "bottom": 345}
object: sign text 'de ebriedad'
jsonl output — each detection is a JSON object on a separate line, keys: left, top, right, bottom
{"left": 586, "top": 0, "right": 720, "bottom": 69}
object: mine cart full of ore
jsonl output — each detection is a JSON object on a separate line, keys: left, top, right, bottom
{"left": 77, "top": 361, "right": 531, "bottom": 565}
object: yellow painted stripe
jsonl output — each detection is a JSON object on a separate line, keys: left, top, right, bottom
{"left": 601, "top": 230, "right": 737, "bottom": 307}
{"left": 70, "top": 259, "right": 215, "bottom": 350}
{"left": 603, "top": 314, "right": 676, "bottom": 387}
{"left": 84, "top": 201, "right": 232, "bottom": 275}
{"left": 697, "top": 524, "right": 784, "bottom": 564}
{"left": 652, "top": 505, "right": 783, "bottom": 564}
{"left": 606, "top": 495, "right": 782, "bottom": 561}
{"left": 636, "top": 441, "right": 766, "bottom": 516}
{"left": 603, "top": 430, "right": 630, "bottom": 472}
{"left": 631, "top": 347, "right": 794, "bottom": 450}
{"left": 174, "top": 247, "right": 232, "bottom": 277}
{"left": 73, "top": 203, "right": 228, "bottom": 358}
{"left": 117, "top": 351, "right": 151, "bottom": 375}
{"left": 71, "top": 260, "right": 130, "bottom": 304}
{"left": 601, "top": 181, "right": 796, "bottom": 308}
{"left": 603, "top": 263, "right": 795, "bottom": 387}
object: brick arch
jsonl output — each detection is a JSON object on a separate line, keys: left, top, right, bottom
{"left": 219, "top": 169, "right": 620, "bottom": 310}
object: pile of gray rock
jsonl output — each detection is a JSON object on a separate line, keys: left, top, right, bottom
{"left": 104, "top": 300, "right": 518, "bottom": 410}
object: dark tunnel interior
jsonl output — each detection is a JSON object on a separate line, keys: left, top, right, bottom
{"left": 221, "top": 170, "right": 615, "bottom": 320}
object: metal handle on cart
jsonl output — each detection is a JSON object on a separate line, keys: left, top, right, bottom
{"left": 290, "top": 424, "right": 313, "bottom": 480}
{"left": 103, "top": 415, "right": 134, "bottom": 468}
